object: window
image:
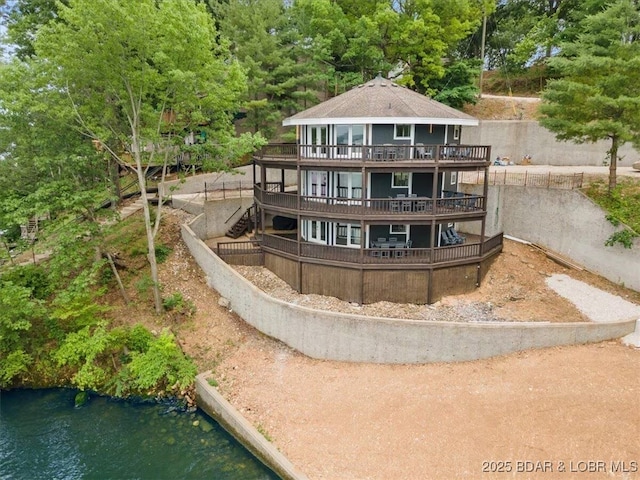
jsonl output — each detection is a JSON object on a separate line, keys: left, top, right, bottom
{"left": 394, "top": 124, "right": 411, "bottom": 139}
{"left": 453, "top": 125, "right": 460, "bottom": 141}
{"left": 308, "top": 220, "right": 327, "bottom": 243}
{"left": 336, "top": 172, "right": 362, "bottom": 199}
{"left": 390, "top": 224, "right": 407, "bottom": 234}
{"left": 336, "top": 223, "right": 361, "bottom": 247}
{"left": 451, "top": 172, "right": 457, "bottom": 185}
{"left": 392, "top": 172, "right": 410, "bottom": 188}
{"left": 335, "top": 125, "right": 365, "bottom": 157}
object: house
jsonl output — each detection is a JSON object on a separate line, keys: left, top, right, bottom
{"left": 250, "top": 75, "right": 503, "bottom": 304}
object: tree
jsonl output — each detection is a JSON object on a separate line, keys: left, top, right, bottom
{"left": 3, "top": 0, "right": 64, "bottom": 59}
{"left": 539, "top": 0, "right": 640, "bottom": 192}
{"left": 34, "top": 0, "right": 254, "bottom": 313}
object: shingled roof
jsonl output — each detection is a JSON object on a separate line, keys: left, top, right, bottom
{"left": 283, "top": 75, "right": 478, "bottom": 127}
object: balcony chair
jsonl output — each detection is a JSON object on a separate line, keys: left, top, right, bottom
{"left": 380, "top": 244, "right": 391, "bottom": 258}
{"left": 447, "top": 227, "right": 466, "bottom": 244}
{"left": 440, "top": 231, "right": 454, "bottom": 246}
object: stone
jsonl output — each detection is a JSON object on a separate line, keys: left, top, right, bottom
{"left": 633, "top": 161, "right": 640, "bottom": 171}
{"left": 74, "top": 391, "right": 89, "bottom": 408}
{"left": 218, "top": 297, "right": 230, "bottom": 309}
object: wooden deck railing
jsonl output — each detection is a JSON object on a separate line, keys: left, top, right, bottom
{"left": 261, "top": 233, "right": 503, "bottom": 266}
{"left": 483, "top": 232, "right": 504, "bottom": 252}
{"left": 255, "top": 144, "right": 491, "bottom": 164}
{"left": 255, "top": 186, "right": 485, "bottom": 216}
{"left": 217, "top": 240, "right": 262, "bottom": 256}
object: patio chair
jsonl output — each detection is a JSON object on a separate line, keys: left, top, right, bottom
{"left": 447, "top": 227, "right": 465, "bottom": 244}
{"left": 440, "top": 231, "right": 454, "bottom": 246}
{"left": 380, "top": 244, "right": 391, "bottom": 258}
{"left": 415, "top": 199, "right": 428, "bottom": 212}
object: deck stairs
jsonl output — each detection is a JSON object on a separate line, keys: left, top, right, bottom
{"left": 225, "top": 206, "right": 256, "bottom": 239}
{"left": 20, "top": 218, "right": 39, "bottom": 240}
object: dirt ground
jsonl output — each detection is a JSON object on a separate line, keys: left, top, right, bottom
{"left": 124, "top": 209, "right": 640, "bottom": 480}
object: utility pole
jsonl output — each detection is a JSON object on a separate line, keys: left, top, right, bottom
{"left": 479, "top": 11, "right": 487, "bottom": 98}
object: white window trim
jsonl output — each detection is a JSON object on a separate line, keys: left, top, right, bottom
{"left": 390, "top": 224, "right": 409, "bottom": 235}
{"left": 391, "top": 172, "right": 410, "bottom": 188}
{"left": 394, "top": 124, "right": 412, "bottom": 140}
{"left": 335, "top": 223, "right": 361, "bottom": 248}
{"left": 453, "top": 125, "right": 460, "bottom": 141}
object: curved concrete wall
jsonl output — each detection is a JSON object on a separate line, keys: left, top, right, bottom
{"left": 195, "top": 374, "right": 308, "bottom": 480}
{"left": 182, "top": 219, "right": 635, "bottom": 364}
{"left": 461, "top": 184, "right": 640, "bottom": 291}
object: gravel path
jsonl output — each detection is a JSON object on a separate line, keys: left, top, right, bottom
{"left": 546, "top": 274, "right": 640, "bottom": 323}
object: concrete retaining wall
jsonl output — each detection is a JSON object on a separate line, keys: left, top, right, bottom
{"left": 462, "top": 121, "right": 638, "bottom": 166}
{"left": 182, "top": 219, "right": 636, "bottom": 364}
{"left": 195, "top": 373, "right": 308, "bottom": 480}
{"left": 203, "top": 197, "right": 254, "bottom": 239}
{"left": 461, "top": 184, "right": 640, "bottom": 291}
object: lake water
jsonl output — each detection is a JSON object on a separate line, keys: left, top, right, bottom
{"left": 0, "top": 389, "right": 279, "bottom": 480}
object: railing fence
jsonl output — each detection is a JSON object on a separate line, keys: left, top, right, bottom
{"left": 461, "top": 171, "right": 584, "bottom": 189}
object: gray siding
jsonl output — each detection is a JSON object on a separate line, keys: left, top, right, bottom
{"left": 415, "top": 124, "right": 446, "bottom": 144}
{"left": 410, "top": 224, "right": 431, "bottom": 248}
{"left": 411, "top": 173, "right": 434, "bottom": 197}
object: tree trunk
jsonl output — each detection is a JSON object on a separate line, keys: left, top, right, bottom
{"left": 609, "top": 137, "right": 618, "bottom": 193}
{"left": 133, "top": 141, "right": 163, "bottom": 315}
{"left": 106, "top": 251, "right": 130, "bottom": 304}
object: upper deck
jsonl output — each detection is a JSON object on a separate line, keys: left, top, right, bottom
{"left": 254, "top": 144, "right": 491, "bottom": 170}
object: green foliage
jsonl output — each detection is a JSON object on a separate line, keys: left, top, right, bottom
{"left": 54, "top": 322, "right": 115, "bottom": 390}
{"left": 53, "top": 321, "right": 196, "bottom": 396}
{"left": 127, "top": 330, "right": 197, "bottom": 393}
{"left": 540, "top": 0, "right": 640, "bottom": 192}
{"left": 0, "top": 281, "right": 45, "bottom": 352}
{"left": 154, "top": 244, "right": 172, "bottom": 264}
{"left": 163, "top": 292, "right": 196, "bottom": 318}
{"left": 1, "top": 264, "right": 51, "bottom": 300}
{"left": 584, "top": 178, "right": 640, "bottom": 248}
{"left": 135, "top": 275, "right": 155, "bottom": 299}
{"left": 605, "top": 229, "right": 638, "bottom": 249}
{"left": 126, "top": 324, "right": 155, "bottom": 353}
{"left": 432, "top": 60, "right": 480, "bottom": 108}
{"left": 0, "top": 350, "right": 33, "bottom": 386}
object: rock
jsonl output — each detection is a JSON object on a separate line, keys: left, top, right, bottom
{"left": 633, "top": 161, "right": 640, "bottom": 171}
{"left": 199, "top": 420, "right": 214, "bottom": 433}
{"left": 218, "top": 297, "right": 231, "bottom": 309}
{"left": 74, "top": 391, "right": 89, "bottom": 408}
